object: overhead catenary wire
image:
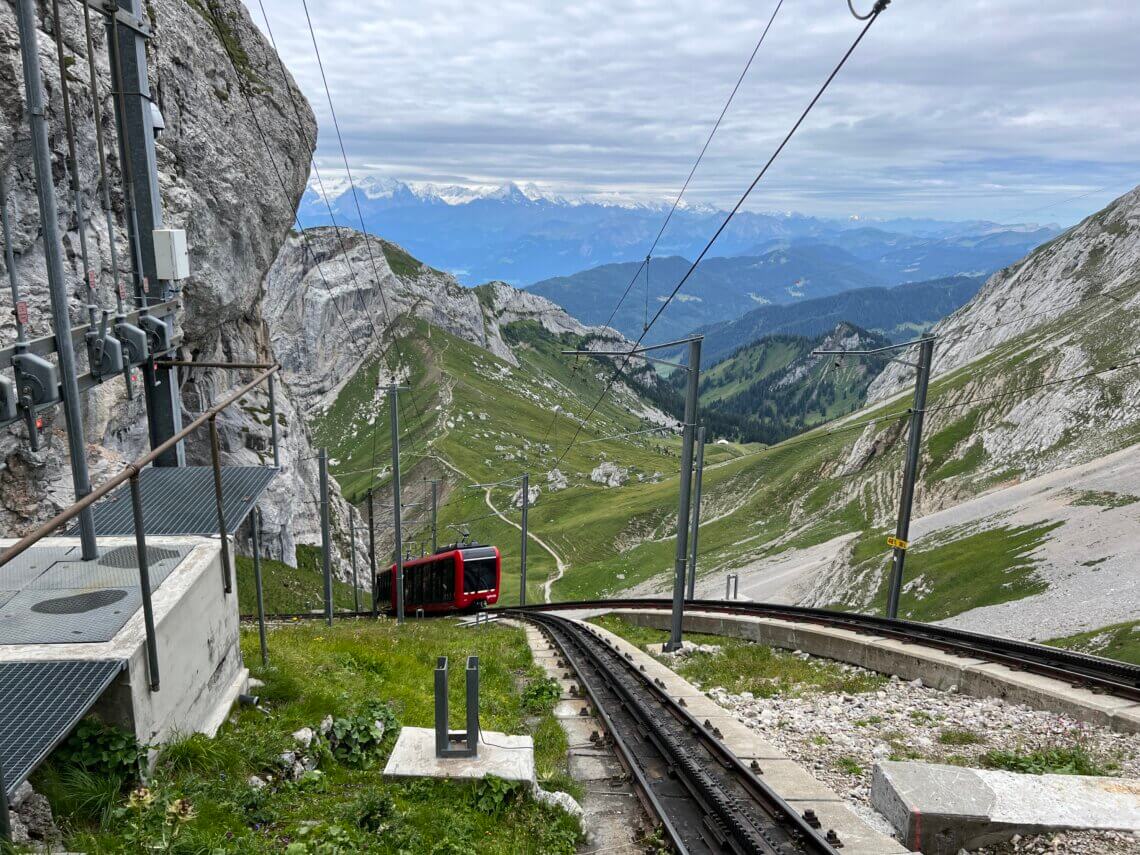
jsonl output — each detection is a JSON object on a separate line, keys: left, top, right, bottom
{"left": 254, "top": 0, "right": 431, "bottom": 481}
{"left": 293, "top": 0, "right": 433, "bottom": 451}
{"left": 553, "top": 5, "right": 891, "bottom": 469}
{"left": 597, "top": 0, "right": 786, "bottom": 337}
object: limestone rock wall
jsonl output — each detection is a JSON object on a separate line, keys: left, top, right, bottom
{"left": 0, "top": 0, "right": 359, "bottom": 574}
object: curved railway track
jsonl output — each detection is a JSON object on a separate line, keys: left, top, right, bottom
{"left": 520, "top": 610, "right": 842, "bottom": 855}
{"left": 242, "top": 598, "right": 1140, "bottom": 703}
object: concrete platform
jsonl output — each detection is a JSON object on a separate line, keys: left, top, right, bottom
{"left": 383, "top": 726, "right": 534, "bottom": 784}
{"left": 0, "top": 536, "right": 248, "bottom": 750}
{"left": 872, "top": 760, "right": 1140, "bottom": 855}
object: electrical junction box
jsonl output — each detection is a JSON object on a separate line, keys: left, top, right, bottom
{"left": 152, "top": 228, "right": 190, "bottom": 280}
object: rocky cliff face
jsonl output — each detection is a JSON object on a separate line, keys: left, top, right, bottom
{"left": 264, "top": 228, "right": 648, "bottom": 417}
{"left": 0, "top": 0, "right": 357, "bottom": 572}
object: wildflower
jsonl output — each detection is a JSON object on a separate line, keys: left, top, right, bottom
{"left": 128, "top": 787, "right": 154, "bottom": 809}
{"left": 165, "top": 798, "right": 197, "bottom": 824}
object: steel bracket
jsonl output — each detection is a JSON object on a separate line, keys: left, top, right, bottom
{"left": 434, "top": 655, "right": 480, "bottom": 758}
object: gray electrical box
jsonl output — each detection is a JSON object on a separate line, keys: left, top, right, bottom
{"left": 153, "top": 228, "right": 190, "bottom": 280}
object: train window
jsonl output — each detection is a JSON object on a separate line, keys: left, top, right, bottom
{"left": 462, "top": 556, "right": 497, "bottom": 593}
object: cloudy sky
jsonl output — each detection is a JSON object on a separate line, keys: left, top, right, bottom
{"left": 246, "top": 0, "right": 1139, "bottom": 224}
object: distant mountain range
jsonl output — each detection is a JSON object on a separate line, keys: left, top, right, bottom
{"left": 298, "top": 176, "right": 1058, "bottom": 288}
{"left": 693, "top": 275, "right": 985, "bottom": 367}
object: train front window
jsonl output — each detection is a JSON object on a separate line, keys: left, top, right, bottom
{"left": 462, "top": 556, "right": 496, "bottom": 593}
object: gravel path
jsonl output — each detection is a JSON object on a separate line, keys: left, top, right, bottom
{"left": 703, "top": 661, "right": 1140, "bottom": 854}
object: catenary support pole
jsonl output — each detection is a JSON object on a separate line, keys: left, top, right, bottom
{"left": 349, "top": 507, "right": 360, "bottom": 612}
{"left": 251, "top": 506, "right": 268, "bottom": 666}
{"left": 319, "top": 448, "right": 333, "bottom": 626}
{"left": 886, "top": 335, "right": 935, "bottom": 619}
{"left": 519, "top": 472, "right": 529, "bottom": 606}
{"left": 686, "top": 426, "right": 706, "bottom": 599}
{"left": 367, "top": 487, "right": 378, "bottom": 617}
{"left": 665, "top": 337, "right": 702, "bottom": 651}
{"left": 14, "top": 0, "right": 98, "bottom": 559}
{"left": 108, "top": 0, "right": 183, "bottom": 465}
{"left": 267, "top": 373, "right": 280, "bottom": 468}
{"left": 389, "top": 385, "right": 406, "bottom": 624}
{"left": 430, "top": 479, "right": 438, "bottom": 554}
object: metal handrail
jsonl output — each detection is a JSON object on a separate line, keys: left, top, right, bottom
{"left": 1, "top": 362, "right": 280, "bottom": 697}
{"left": 0, "top": 363, "right": 279, "bottom": 567}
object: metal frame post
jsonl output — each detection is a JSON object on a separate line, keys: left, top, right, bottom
{"left": 367, "top": 487, "right": 378, "bottom": 617}
{"left": 108, "top": 0, "right": 183, "bottom": 465}
{"left": 519, "top": 472, "right": 529, "bottom": 606}
{"left": 686, "top": 426, "right": 706, "bottom": 599}
{"left": 886, "top": 335, "right": 935, "bottom": 619}
{"left": 1, "top": 753, "right": 11, "bottom": 842}
{"left": 14, "top": 0, "right": 98, "bottom": 559}
{"left": 251, "top": 507, "right": 268, "bottom": 666}
{"left": 430, "top": 479, "right": 438, "bottom": 554}
{"left": 433, "top": 655, "right": 480, "bottom": 758}
{"left": 267, "top": 373, "right": 280, "bottom": 468}
{"left": 319, "top": 448, "right": 333, "bottom": 626}
{"left": 665, "top": 337, "right": 702, "bottom": 651}
{"left": 389, "top": 385, "right": 405, "bottom": 624}
{"left": 349, "top": 507, "right": 360, "bottom": 612}
{"left": 128, "top": 473, "right": 159, "bottom": 690}
{"left": 208, "top": 416, "right": 232, "bottom": 593}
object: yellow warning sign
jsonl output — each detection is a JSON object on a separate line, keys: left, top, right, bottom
{"left": 886, "top": 536, "right": 909, "bottom": 550}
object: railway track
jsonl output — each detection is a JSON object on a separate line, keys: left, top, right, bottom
{"left": 519, "top": 610, "right": 841, "bottom": 855}
{"left": 242, "top": 598, "right": 1140, "bottom": 703}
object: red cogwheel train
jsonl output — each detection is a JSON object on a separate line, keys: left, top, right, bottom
{"left": 376, "top": 544, "right": 501, "bottom": 614}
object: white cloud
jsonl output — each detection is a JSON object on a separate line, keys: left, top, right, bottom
{"left": 245, "top": 0, "right": 1140, "bottom": 224}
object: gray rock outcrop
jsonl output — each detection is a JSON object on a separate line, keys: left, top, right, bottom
{"left": 0, "top": 0, "right": 358, "bottom": 572}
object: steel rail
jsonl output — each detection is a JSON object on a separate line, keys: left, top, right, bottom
{"left": 518, "top": 610, "right": 840, "bottom": 854}
{"left": 240, "top": 598, "right": 1140, "bottom": 704}
{"left": 0, "top": 364, "right": 280, "bottom": 568}
{"left": 517, "top": 599, "right": 1140, "bottom": 703}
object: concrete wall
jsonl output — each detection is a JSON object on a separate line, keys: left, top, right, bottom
{"left": 93, "top": 537, "right": 249, "bottom": 744}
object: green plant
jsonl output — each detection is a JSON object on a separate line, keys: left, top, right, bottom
{"left": 835, "top": 756, "right": 864, "bottom": 775}
{"left": 938, "top": 728, "right": 985, "bottom": 746}
{"left": 471, "top": 775, "right": 523, "bottom": 814}
{"left": 520, "top": 675, "right": 561, "bottom": 713}
{"left": 54, "top": 718, "right": 145, "bottom": 783}
{"left": 327, "top": 702, "right": 398, "bottom": 768}
{"left": 35, "top": 765, "right": 125, "bottom": 825}
{"left": 980, "top": 745, "right": 1113, "bottom": 776}
{"left": 353, "top": 791, "right": 395, "bottom": 832}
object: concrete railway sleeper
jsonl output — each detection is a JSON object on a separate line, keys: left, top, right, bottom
{"left": 517, "top": 610, "right": 842, "bottom": 855}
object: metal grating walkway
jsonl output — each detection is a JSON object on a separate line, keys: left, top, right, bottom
{"left": 0, "top": 543, "right": 193, "bottom": 644}
{"left": 69, "top": 466, "right": 278, "bottom": 536}
{"left": 0, "top": 659, "right": 125, "bottom": 797}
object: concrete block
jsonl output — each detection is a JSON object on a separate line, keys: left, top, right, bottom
{"left": 960, "top": 662, "right": 1135, "bottom": 728}
{"left": 384, "top": 726, "right": 534, "bottom": 784}
{"left": 872, "top": 760, "right": 1140, "bottom": 855}
{"left": 569, "top": 751, "right": 621, "bottom": 781}
{"left": 553, "top": 699, "right": 591, "bottom": 719}
{"left": 1113, "top": 704, "right": 1140, "bottom": 734}
{"left": 855, "top": 637, "right": 983, "bottom": 691}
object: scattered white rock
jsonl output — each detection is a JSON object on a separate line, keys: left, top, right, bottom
{"left": 533, "top": 786, "right": 584, "bottom": 818}
{"left": 292, "top": 726, "right": 315, "bottom": 748}
{"left": 590, "top": 462, "right": 629, "bottom": 487}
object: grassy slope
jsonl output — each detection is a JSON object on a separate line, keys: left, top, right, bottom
{"left": 45, "top": 621, "right": 581, "bottom": 854}
{"left": 1048, "top": 619, "right": 1140, "bottom": 665}
{"left": 589, "top": 615, "right": 884, "bottom": 697}
{"left": 235, "top": 549, "right": 360, "bottom": 614}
